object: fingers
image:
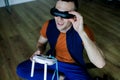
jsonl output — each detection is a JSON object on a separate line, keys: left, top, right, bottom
{"left": 69, "top": 11, "right": 81, "bottom": 17}
{"left": 34, "top": 50, "right": 41, "bottom": 55}
{"left": 69, "top": 11, "right": 83, "bottom": 22}
{"left": 69, "top": 11, "right": 78, "bottom": 16}
{"left": 30, "top": 50, "right": 41, "bottom": 61}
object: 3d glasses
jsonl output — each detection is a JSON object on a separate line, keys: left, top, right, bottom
{"left": 50, "top": 7, "right": 75, "bottom": 19}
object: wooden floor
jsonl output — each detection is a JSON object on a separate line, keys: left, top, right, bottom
{"left": 0, "top": 0, "right": 120, "bottom": 80}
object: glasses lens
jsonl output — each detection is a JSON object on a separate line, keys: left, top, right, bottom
{"left": 50, "top": 8, "right": 74, "bottom": 19}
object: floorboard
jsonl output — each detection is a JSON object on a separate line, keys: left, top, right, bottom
{"left": 0, "top": 0, "right": 120, "bottom": 80}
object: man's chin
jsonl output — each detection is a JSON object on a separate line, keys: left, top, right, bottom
{"left": 56, "top": 27, "right": 63, "bottom": 31}
{"left": 56, "top": 25, "right": 64, "bottom": 28}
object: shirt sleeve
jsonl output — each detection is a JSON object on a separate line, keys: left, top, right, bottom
{"left": 84, "top": 24, "right": 95, "bottom": 42}
{"left": 40, "top": 20, "right": 49, "bottom": 38}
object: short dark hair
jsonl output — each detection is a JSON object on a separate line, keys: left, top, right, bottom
{"left": 60, "top": 0, "right": 79, "bottom": 11}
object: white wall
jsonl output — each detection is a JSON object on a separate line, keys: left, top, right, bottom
{"left": 0, "top": 0, "right": 35, "bottom": 7}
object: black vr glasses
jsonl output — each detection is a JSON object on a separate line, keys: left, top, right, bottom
{"left": 50, "top": 7, "right": 75, "bottom": 19}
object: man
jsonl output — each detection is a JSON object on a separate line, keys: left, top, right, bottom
{"left": 16, "top": 0, "right": 105, "bottom": 80}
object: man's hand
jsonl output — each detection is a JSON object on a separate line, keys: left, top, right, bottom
{"left": 30, "top": 35, "right": 47, "bottom": 61}
{"left": 68, "top": 11, "right": 84, "bottom": 33}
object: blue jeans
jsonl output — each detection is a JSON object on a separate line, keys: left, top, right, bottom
{"left": 16, "top": 59, "right": 92, "bottom": 80}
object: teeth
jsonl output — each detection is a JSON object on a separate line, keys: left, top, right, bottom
{"left": 58, "top": 23, "right": 63, "bottom": 25}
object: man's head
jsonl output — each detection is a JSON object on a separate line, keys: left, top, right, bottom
{"left": 51, "top": 0, "right": 79, "bottom": 32}
{"left": 57, "top": 0, "right": 79, "bottom": 11}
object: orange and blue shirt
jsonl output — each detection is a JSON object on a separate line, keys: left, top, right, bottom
{"left": 40, "top": 19, "right": 95, "bottom": 65}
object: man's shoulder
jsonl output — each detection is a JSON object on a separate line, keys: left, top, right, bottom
{"left": 46, "top": 18, "right": 54, "bottom": 22}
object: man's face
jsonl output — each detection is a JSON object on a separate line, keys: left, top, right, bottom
{"left": 54, "top": 1, "right": 75, "bottom": 32}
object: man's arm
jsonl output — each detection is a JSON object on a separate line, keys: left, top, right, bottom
{"left": 79, "top": 31, "right": 105, "bottom": 68}
{"left": 69, "top": 11, "right": 105, "bottom": 68}
{"left": 30, "top": 35, "right": 48, "bottom": 60}
{"left": 37, "top": 35, "right": 48, "bottom": 54}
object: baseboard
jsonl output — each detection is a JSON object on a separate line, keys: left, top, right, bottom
{"left": 0, "top": 0, "right": 35, "bottom": 7}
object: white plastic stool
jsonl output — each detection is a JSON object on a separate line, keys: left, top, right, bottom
{"left": 30, "top": 55, "right": 59, "bottom": 80}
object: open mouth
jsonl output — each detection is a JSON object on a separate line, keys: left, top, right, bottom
{"left": 57, "top": 23, "right": 64, "bottom": 26}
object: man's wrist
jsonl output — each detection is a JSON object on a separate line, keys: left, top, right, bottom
{"left": 37, "top": 43, "right": 46, "bottom": 54}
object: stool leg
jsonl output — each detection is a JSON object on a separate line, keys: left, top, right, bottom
{"left": 31, "top": 60, "right": 35, "bottom": 77}
{"left": 44, "top": 63, "right": 47, "bottom": 80}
